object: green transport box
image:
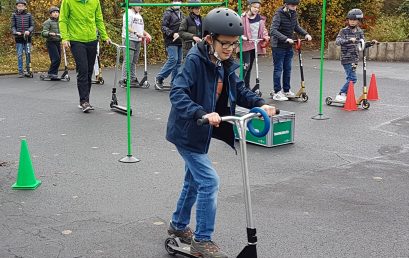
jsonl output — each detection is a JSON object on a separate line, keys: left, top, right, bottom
{"left": 234, "top": 107, "right": 295, "bottom": 147}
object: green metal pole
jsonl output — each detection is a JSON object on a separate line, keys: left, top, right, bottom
{"left": 120, "top": 0, "right": 140, "bottom": 162}
{"left": 238, "top": 0, "right": 243, "bottom": 79}
{"left": 312, "top": 0, "right": 329, "bottom": 120}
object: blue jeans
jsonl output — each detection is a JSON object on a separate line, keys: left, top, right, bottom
{"left": 171, "top": 146, "right": 220, "bottom": 241}
{"left": 16, "top": 42, "right": 31, "bottom": 74}
{"left": 157, "top": 45, "right": 182, "bottom": 85}
{"left": 340, "top": 63, "right": 357, "bottom": 94}
{"left": 272, "top": 47, "right": 294, "bottom": 93}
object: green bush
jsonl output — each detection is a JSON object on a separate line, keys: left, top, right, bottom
{"left": 367, "top": 15, "right": 409, "bottom": 42}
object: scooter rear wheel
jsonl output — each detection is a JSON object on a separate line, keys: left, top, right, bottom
{"left": 165, "top": 237, "right": 178, "bottom": 256}
{"left": 65, "top": 75, "right": 70, "bottom": 82}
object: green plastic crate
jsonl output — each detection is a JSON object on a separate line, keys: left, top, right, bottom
{"left": 234, "top": 107, "right": 295, "bottom": 147}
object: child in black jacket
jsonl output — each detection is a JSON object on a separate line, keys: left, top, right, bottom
{"left": 11, "top": 0, "right": 34, "bottom": 77}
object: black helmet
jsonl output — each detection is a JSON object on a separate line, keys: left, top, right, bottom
{"left": 203, "top": 8, "right": 243, "bottom": 37}
{"left": 16, "top": 0, "right": 27, "bottom": 5}
{"left": 347, "top": 9, "right": 364, "bottom": 20}
{"left": 248, "top": 0, "right": 261, "bottom": 5}
{"left": 49, "top": 6, "right": 59, "bottom": 13}
{"left": 188, "top": 0, "right": 201, "bottom": 8}
{"left": 284, "top": 0, "right": 300, "bottom": 4}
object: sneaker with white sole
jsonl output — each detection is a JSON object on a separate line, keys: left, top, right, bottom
{"left": 190, "top": 239, "right": 228, "bottom": 258}
{"left": 335, "top": 93, "right": 347, "bottom": 102}
{"left": 80, "top": 102, "right": 92, "bottom": 113}
{"left": 284, "top": 90, "right": 296, "bottom": 98}
{"left": 272, "top": 91, "right": 289, "bottom": 101}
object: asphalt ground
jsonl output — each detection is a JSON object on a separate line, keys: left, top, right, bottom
{"left": 1, "top": 51, "right": 409, "bottom": 258}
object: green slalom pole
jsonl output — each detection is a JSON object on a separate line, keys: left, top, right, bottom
{"left": 120, "top": 0, "right": 140, "bottom": 163}
{"left": 312, "top": 0, "right": 329, "bottom": 120}
{"left": 238, "top": 0, "right": 243, "bottom": 79}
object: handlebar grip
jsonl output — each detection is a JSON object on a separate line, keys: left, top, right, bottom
{"left": 197, "top": 118, "right": 209, "bottom": 126}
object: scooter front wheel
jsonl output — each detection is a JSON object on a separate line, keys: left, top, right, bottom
{"left": 99, "top": 78, "right": 105, "bottom": 85}
{"left": 165, "top": 237, "right": 178, "bottom": 256}
{"left": 325, "top": 96, "right": 333, "bottom": 106}
{"left": 142, "top": 81, "right": 150, "bottom": 89}
{"left": 301, "top": 93, "right": 309, "bottom": 102}
{"left": 361, "top": 100, "right": 370, "bottom": 109}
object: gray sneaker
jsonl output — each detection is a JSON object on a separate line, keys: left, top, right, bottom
{"left": 80, "top": 102, "right": 92, "bottom": 113}
{"left": 154, "top": 77, "right": 164, "bottom": 90}
{"left": 167, "top": 222, "right": 193, "bottom": 244}
{"left": 190, "top": 239, "right": 228, "bottom": 258}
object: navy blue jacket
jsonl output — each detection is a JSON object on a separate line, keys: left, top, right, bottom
{"left": 269, "top": 7, "right": 308, "bottom": 49}
{"left": 11, "top": 10, "right": 34, "bottom": 43}
{"left": 166, "top": 41, "right": 265, "bottom": 154}
{"left": 161, "top": 7, "right": 184, "bottom": 47}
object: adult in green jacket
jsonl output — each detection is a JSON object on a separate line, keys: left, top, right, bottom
{"left": 59, "top": 0, "right": 110, "bottom": 112}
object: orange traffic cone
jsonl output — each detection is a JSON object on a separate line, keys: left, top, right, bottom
{"left": 343, "top": 81, "right": 358, "bottom": 111}
{"left": 367, "top": 73, "right": 379, "bottom": 101}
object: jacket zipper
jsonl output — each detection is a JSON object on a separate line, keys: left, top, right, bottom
{"left": 204, "top": 68, "right": 218, "bottom": 153}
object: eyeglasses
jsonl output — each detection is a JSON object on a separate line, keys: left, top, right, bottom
{"left": 214, "top": 38, "right": 240, "bottom": 49}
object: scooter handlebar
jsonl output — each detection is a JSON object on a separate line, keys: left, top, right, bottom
{"left": 197, "top": 108, "right": 279, "bottom": 138}
{"left": 111, "top": 42, "right": 137, "bottom": 51}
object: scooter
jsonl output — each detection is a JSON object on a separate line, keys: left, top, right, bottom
{"left": 92, "top": 41, "right": 105, "bottom": 85}
{"left": 40, "top": 34, "right": 70, "bottom": 81}
{"left": 165, "top": 107, "right": 279, "bottom": 258}
{"left": 129, "top": 37, "right": 151, "bottom": 88}
{"left": 247, "top": 38, "right": 266, "bottom": 97}
{"left": 110, "top": 42, "right": 133, "bottom": 115}
{"left": 23, "top": 34, "right": 34, "bottom": 78}
{"left": 325, "top": 39, "right": 377, "bottom": 109}
{"left": 288, "top": 39, "right": 308, "bottom": 102}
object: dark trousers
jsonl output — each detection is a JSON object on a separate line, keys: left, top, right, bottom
{"left": 70, "top": 40, "right": 98, "bottom": 104}
{"left": 272, "top": 47, "right": 294, "bottom": 93}
{"left": 47, "top": 41, "right": 61, "bottom": 76}
{"left": 242, "top": 49, "right": 256, "bottom": 89}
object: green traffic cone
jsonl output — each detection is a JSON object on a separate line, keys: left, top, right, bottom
{"left": 12, "top": 139, "right": 41, "bottom": 190}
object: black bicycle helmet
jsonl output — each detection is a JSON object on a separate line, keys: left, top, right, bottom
{"left": 202, "top": 8, "right": 243, "bottom": 37}
{"left": 16, "top": 0, "right": 27, "bottom": 5}
{"left": 49, "top": 6, "right": 59, "bottom": 13}
{"left": 284, "top": 0, "right": 300, "bottom": 4}
{"left": 347, "top": 9, "right": 364, "bottom": 20}
{"left": 248, "top": 0, "right": 261, "bottom": 5}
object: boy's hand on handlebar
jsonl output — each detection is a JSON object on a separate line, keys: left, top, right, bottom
{"left": 203, "top": 112, "right": 221, "bottom": 127}
{"left": 305, "top": 34, "right": 312, "bottom": 41}
{"left": 260, "top": 105, "right": 277, "bottom": 116}
{"left": 349, "top": 37, "right": 357, "bottom": 43}
{"left": 24, "top": 31, "right": 30, "bottom": 36}
{"left": 371, "top": 39, "right": 379, "bottom": 45}
{"left": 105, "top": 39, "right": 111, "bottom": 45}
{"left": 242, "top": 35, "right": 248, "bottom": 41}
{"left": 286, "top": 38, "right": 294, "bottom": 44}
{"left": 63, "top": 40, "right": 70, "bottom": 49}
